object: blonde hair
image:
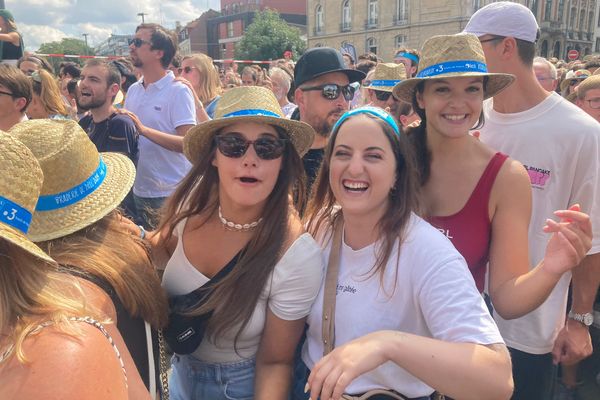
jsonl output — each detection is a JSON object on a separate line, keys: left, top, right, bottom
{"left": 183, "top": 53, "right": 223, "bottom": 104}
{"left": 40, "top": 211, "right": 168, "bottom": 329}
{"left": 30, "top": 69, "right": 68, "bottom": 117}
{"left": 0, "top": 241, "right": 96, "bottom": 363}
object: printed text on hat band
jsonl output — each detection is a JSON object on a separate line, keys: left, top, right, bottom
{"left": 0, "top": 196, "right": 32, "bottom": 234}
{"left": 417, "top": 60, "right": 488, "bottom": 78}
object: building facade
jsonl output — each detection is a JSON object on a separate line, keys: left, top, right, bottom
{"left": 95, "top": 34, "right": 134, "bottom": 57}
{"left": 177, "top": 10, "right": 221, "bottom": 56}
{"left": 207, "top": 0, "right": 307, "bottom": 60}
{"left": 306, "top": 0, "right": 595, "bottom": 63}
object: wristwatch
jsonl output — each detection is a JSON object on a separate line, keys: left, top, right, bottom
{"left": 568, "top": 310, "right": 594, "bottom": 327}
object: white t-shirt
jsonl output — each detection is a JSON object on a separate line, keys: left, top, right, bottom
{"left": 162, "top": 218, "right": 325, "bottom": 363}
{"left": 480, "top": 92, "right": 600, "bottom": 354}
{"left": 124, "top": 71, "right": 196, "bottom": 198}
{"left": 302, "top": 215, "right": 503, "bottom": 398}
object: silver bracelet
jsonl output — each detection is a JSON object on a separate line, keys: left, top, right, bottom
{"left": 138, "top": 225, "right": 146, "bottom": 240}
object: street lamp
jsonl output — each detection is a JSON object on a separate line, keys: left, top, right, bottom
{"left": 137, "top": 12, "right": 147, "bottom": 24}
{"left": 82, "top": 33, "right": 89, "bottom": 55}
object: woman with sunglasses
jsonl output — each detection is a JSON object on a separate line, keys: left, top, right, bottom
{"left": 145, "top": 86, "right": 323, "bottom": 400}
{"left": 179, "top": 53, "right": 222, "bottom": 121}
{"left": 392, "top": 35, "right": 591, "bottom": 321}
{"left": 295, "top": 106, "right": 512, "bottom": 400}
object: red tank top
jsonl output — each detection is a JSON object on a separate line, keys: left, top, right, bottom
{"left": 427, "top": 152, "right": 508, "bottom": 292}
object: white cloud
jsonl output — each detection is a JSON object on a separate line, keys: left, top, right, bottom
{"left": 6, "top": 0, "right": 221, "bottom": 51}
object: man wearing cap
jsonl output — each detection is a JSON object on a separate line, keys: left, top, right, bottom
{"left": 122, "top": 23, "right": 196, "bottom": 228}
{"left": 465, "top": 2, "right": 600, "bottom": 400}
{"left": 291, "top": 47, "right": 365, "bottom": 189}
{"left": 365, "top": 62, "right": 407, "bottom": 124}
{"left": 0, "top": 64, "right": 30, "bottom": 131}
{"left": 393, "top": 47, "right": 420, "bottom": 78}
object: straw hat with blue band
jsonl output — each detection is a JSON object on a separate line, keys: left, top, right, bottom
{"left": 392, "top": 33, "right": 515, "bottom": 103}
{"left": 0, "top": 131, "right": 54, "bottom": 263}
{"left": 367, "top": 63, "right": 407, "bottom": 93}
{"left": 8, "top": 119, "right": 136, "bottom": 242}
{"left": 333, "top": 106, "right": 401, "bottom": 137}
{"left": 184, "top": 86, "right": 316, "bottom": 164}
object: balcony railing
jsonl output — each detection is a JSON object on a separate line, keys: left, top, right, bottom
{"left": 365, "top": 18, "right": 378, "bottom": 29}
{"left": 313, "top": 26, "right": 324, "bottom": 36}
{"left": 393, "top": 14, "right": 408, "bottom": 25}
{"left": 340, "top": 22, "right": 352, "bottom": 32}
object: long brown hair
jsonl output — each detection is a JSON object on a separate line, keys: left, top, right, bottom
{"left": 305, "top": 114, "right": 421, "bottom": 288}
{"left": 157, "top": 124, "right": 306, "bottom": 344}
{"left": 39, "top": 211, "right": 168, "bottom": 329}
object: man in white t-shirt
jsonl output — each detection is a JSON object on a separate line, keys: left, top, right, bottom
{"left": 464, "top": 3, "right": 600, "bottom": 400}
{"left": 465, "top": 2, "right": 600, "bottom": 400}
{"left": 123, "top": 23, "right": 196, "bottom": 228}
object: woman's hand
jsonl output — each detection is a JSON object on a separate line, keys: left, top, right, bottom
{"left": 174, "top": 77, "right": 204, "bottom": 110}
{"left": 306, "top": 331, "right": 390, "bottom": 400}
{"left": 541, "top": 204, "right": 592, "bottom": 275}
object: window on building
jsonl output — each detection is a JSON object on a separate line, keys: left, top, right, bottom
{"left": 531, "top": 0, "right": 538, "bottom": 16}
{"left": 227, "top": 22, "right": 234, "bottom": 38}
{"left": 316, "top": 4, "right": 324, "bottom": 33}
{"left": 397, "top": 0, "right": 408, "bottom": 22}
{"left": 366, "top": 37, "right": 377, "bottom": 54}
{"left": 544, "top": 0, "right": 551, "bottom": 21}
{"left": 570, "top": 7, "right": 576, "bottom": 27}
{"left": 596, "top": 37, "right": 600, "bottom": 52}
{"left": 590, "top": 13, "right": 594, "bottom": 33}
{"left": 473, "top": 0, "right": 481, "bottom": 13}
{"left": 342, "top": 0, "right": 351, "bottom": 30}
{"left": 368, "top": 0, "right": 378, "bottom": 26}
{"left": 579, "top": 10, "right": 585, "bottom": 29}
{"left": 558, "top": 0, "right": 564, "bottom": 22}
{"left": 395, "top": 34, "right": 407, "bottom": 48}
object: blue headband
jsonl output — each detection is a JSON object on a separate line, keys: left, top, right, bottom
{"left": 0, "top": 196, "right": 32, "bottom": 234}
{"left": 332, "top": 106, "right": 400, "bottom": 136}
{"left": 36, "top": 158, "right": 107, "bottom": 211}
{"left": 417, "top": 60, "right": 488, "bottom": 78}
{"left": 394, "top": 52, "right": 419, "bottom": 64}
{"left": 223, "top": 109, "right": 281, "bottom": 119}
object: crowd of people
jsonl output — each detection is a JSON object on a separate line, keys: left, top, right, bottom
{"left": 1, "top": 2, "right": 600, "bottom": 400}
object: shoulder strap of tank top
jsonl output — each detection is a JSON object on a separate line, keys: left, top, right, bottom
{"left": 467, "top": 152, "right": 509, "bottom": 211}
{"left": 322, "top": 219, "right": 343, "bottom": 356}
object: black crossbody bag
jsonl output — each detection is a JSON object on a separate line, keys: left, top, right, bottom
{"left": 163, "top": 253, "right": 240, "bottom": 354}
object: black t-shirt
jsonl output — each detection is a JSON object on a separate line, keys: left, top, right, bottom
{"left": 290, "top": 107, "right": 325, "bottom": 193}
{"left": 1, "top": 36, "right": 23, "bottom": 61}
{"left": 79, "top": 113, "right": 139, "bottom": 165}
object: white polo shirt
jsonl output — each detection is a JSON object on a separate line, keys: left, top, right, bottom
{"left": 125, "top": 71, "right": 196, "bottom": 198}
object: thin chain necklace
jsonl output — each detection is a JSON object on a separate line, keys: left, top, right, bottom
{"left": 218, "top": 206, "right": 263, "bottom": 232}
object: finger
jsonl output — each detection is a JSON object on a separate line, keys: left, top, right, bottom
{"left": 554, "top": 210, "right": 592, "bottom": 236}
{"left": 319, "top": 366, "right": 343, "bottom": 400}
{"left": 308, "top": 357, "right": 335, "bottom": 400}
{"left": 331, "top": 371, "right": 353, "bottom": 400}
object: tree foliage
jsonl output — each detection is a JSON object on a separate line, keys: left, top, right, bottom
{"left": 235, "top": 9, "right": 306, "bottom": 61}
{"left": 38, "top": 38, "right": 94, "bottom": 69}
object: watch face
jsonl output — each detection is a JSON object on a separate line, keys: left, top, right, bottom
{"left": 583, "top": 314, "right": 594, "bottom": 325}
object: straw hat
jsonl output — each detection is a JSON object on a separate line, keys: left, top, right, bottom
{"left": 560, "top": 69, "right": 591, "bottom": 92}
{"left": 367, "top": 63, "right": 407, "bottom": 93}
{"left": 184, "top": 86, "right": 315, "bottom": 163}
{"left": 0, "top": 131, "right": 54, "bottom": 263}
{"left": 392, "top": 33, "right": 515, "bottom": 103}
{"left": 8, "top": 119, "right": 135, "bottom": 242}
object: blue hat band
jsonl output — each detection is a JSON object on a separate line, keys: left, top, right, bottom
{"left": 417, "top": 60, "right": 488, "bottom": 78}
{"left": 0, "top": 196, "right": 32, "bottom": 234}
{"left": 36, "top": 158, "right": 107, "bottom": 211}
{"left": 394, "top": 52, "right": 420, "bottom": 64}
{"left": 370, "top": 79, "right": 401, "bottom": 87}
{"left": 333, "top": 106, "right": 400, "bottom": 136}
{"left": 223, "top": 109, "right": 281, "bottom": 119}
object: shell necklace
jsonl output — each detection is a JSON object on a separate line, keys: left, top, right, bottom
{"left": 218, "top": 206, "right": 263, "bottom": 232}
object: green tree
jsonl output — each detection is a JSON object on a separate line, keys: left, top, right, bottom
{"left": 235, "top": 9, "right": 306, "bottom": 61}
{"left": 38, "top": 38, "right": 94, "bottom": 70}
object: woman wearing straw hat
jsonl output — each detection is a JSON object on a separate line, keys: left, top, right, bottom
{"left": 295, "top": 106, "right": 512, "bottom": 400}
{"left": 392, "top": 34, "right": 591, "bottom": 321}
{"left": 142, "top": 86, "right": 323, "bottom": 399}
{"left": 9, "top": 119, "right": 168, "bottom": 400}
{"left": 0, "top": 132, "right": 128, "bottom": 399}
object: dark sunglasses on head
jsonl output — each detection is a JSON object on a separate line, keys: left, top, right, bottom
{"left": 129, "top": 38, "right": 152, "bottom": 48}
{"left": 374, "top": 90, "right": 393, "bottom": 101}
{"left": 215, "top": 134, "right": 286, "bottom": 160}
{"left": 300, "top": 83, "right": 355, "bottom": 101}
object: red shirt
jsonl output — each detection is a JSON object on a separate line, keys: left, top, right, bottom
{"left": 428, "top": 152, "right": 508, "bottom": 292}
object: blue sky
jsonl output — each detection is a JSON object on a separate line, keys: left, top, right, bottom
{"left": 5, "top": 0, "right": 220, "bottom": 51}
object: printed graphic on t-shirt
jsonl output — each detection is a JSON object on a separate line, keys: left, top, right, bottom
{"left": 436, "top": 228, "right": 453, "bottom": 239}
{"left": 524, "top": 165, "right": 551, "bottom": 190}
{"left": 336, "top": 283, "right": 357, "bottom": 295}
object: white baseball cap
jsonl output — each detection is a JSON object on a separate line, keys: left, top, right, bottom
{"left": 464, "top": 1, "right": 540, "bottom": 43}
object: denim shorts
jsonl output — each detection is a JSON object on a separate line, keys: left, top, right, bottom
{"left": 169, "top": 354, "right": 255, "bottom": 400}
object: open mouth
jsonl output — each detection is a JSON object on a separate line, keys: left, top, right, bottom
{"left": 239, "top": 177, "right": 259, "bottom": 183}
{"left": 79, "top": 90, "right": 92, "bottom": 98}
{"left": 342, "top": 179, "right": 369, "bottom": 192}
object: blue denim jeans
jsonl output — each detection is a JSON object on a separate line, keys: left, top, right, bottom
{"left": 169, "top": 354, "right": 255, "bottom": 400}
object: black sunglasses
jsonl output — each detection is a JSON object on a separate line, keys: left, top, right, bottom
{"left": 300, "top": 83, "right": 355, "bottom": 101}
{"left": 215, "top": 134, "right": 286, "bottom": 160}
{"left": 129, "top": 38, "right": 152, "bottom": 48}
{"left": 374, "top": 90, "right": 393, "bottom": 101}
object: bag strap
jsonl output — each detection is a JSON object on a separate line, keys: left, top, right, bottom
{"left": 322, "top": 220, "right": 343, "bottom": 356}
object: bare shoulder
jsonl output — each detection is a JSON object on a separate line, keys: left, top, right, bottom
{"left": 5, "top": 323, "right": 128, "bottom": 400}
{"left": 492, "top": 157, "right": 531, "bottom": 203}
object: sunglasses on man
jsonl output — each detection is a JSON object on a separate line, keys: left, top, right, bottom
{"left": 128, "top": 38, "right": 152, "bottom": 48}
{"left": 300, "top": 83, "right": 355, "bottom": 101}
{"left": 215, "top": 134, "right": 287, "bottom": 160}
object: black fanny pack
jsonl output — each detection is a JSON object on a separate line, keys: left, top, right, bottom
{"left": 163, "top": 253, "right": 239, "bottom": 354}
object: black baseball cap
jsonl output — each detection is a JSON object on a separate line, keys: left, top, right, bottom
{"left": 294, "top": 47, "right": 366, "bottom": 87}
